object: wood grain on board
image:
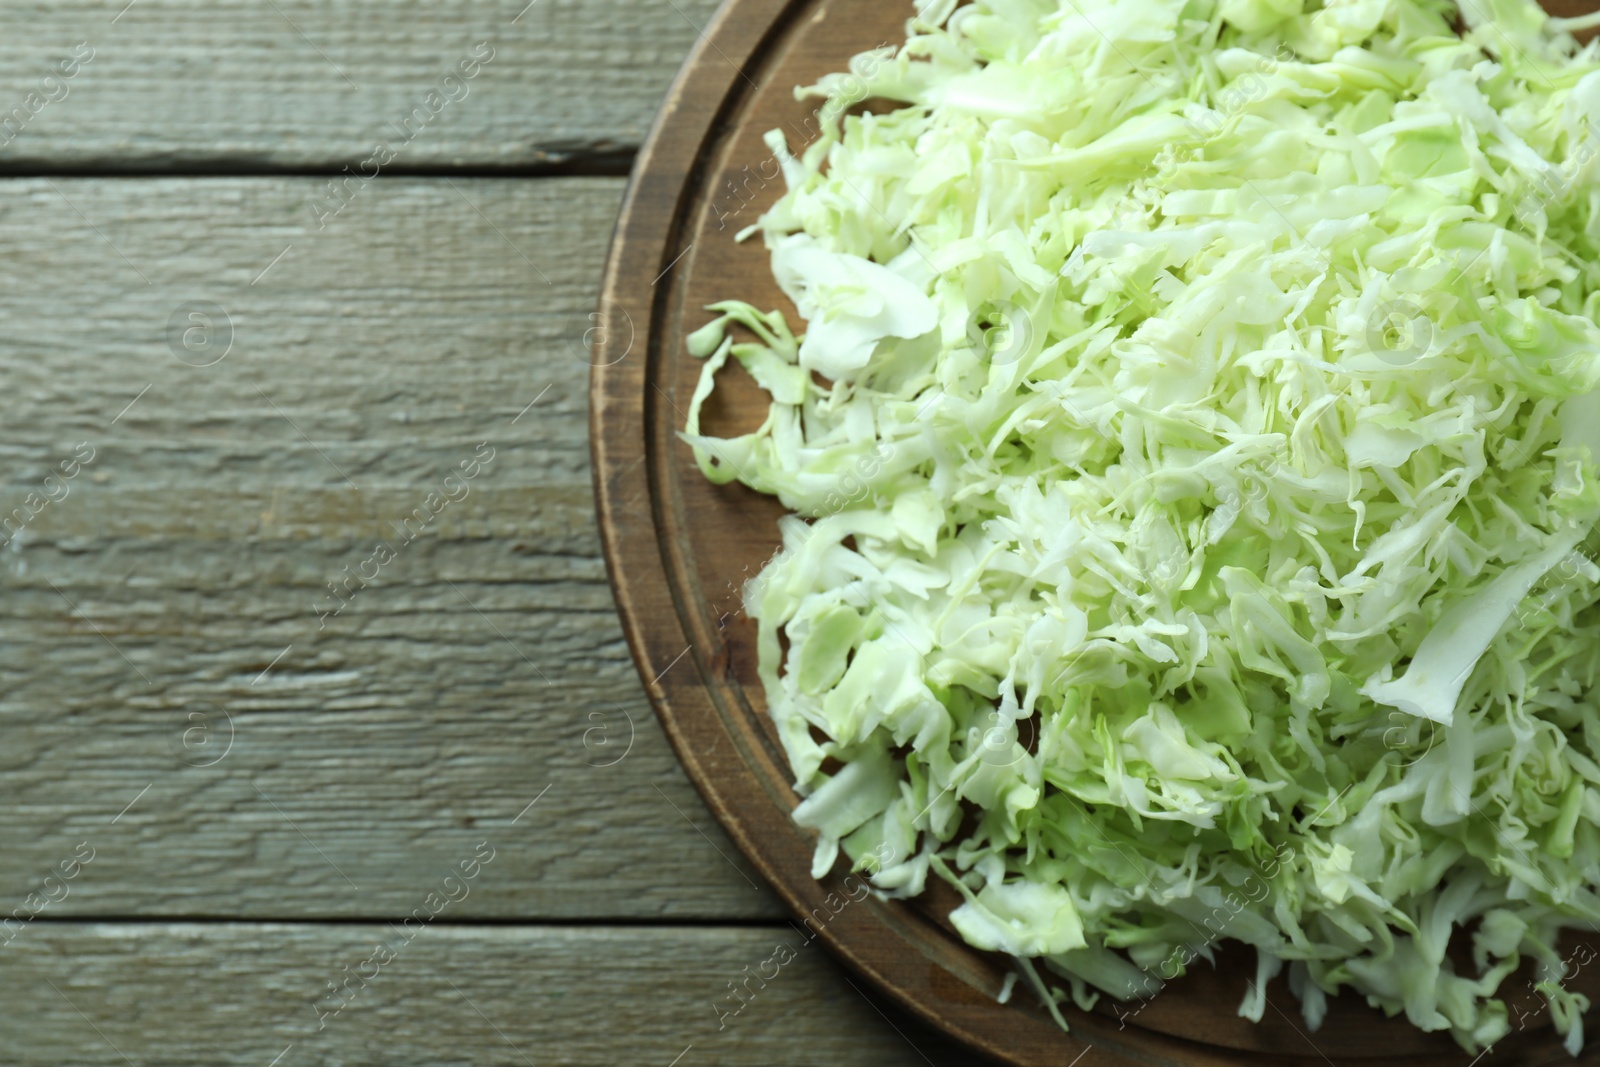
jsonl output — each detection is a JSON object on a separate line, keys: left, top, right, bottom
{"left": 0, "top": 176, "right": 778, "bottom": 920}
{"left": 0, "top": 0, "right": 719, "bottom": 171}
{"left": 0, "top": 923, "right": 993, "bottom": 1066}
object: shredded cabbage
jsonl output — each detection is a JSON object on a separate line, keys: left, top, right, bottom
{"left": 682, "top": 0, "right": 1600, "bottom": 1052}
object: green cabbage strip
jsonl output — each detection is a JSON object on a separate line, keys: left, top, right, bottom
{"left": 681, "top": 0, "right": 1600, "bottom": 1052}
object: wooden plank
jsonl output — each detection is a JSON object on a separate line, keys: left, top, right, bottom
{"left": 0, "top": 0, "right": 721, "bottom": 170}
{"left": 2, "top": 923, "right": 994, "bottom": 1065}
{"left": 0, "top": 175, "right": 781, "bottom": 919}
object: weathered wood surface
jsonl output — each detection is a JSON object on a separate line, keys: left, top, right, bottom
{"left": 0, "top": 176, "right": 778, "bottom": 920}
{"left": 0, "top": 923, "right": 992, "bottom": 1065}
{"left": 0, "top": 0, "right": 719, "bottom": 170}
{"left": 0, "top": 1, "right": 1001, "bottom": 1063}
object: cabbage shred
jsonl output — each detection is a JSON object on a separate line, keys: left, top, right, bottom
{"left": 682, "top": 0, "right": 1600, "bottom": 1051}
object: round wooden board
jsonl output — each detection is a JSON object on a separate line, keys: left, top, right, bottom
{"left": 590, "top": 1, "right": 1600, "bottom": 1063}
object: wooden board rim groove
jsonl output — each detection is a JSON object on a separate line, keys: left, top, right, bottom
{"left": 588, "top": 2, "right": 1596, "bottom": 1064}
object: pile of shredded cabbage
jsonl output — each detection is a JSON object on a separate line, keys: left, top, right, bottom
{"left": 682, "top": 0, "right": 1600, "bottom": 1052}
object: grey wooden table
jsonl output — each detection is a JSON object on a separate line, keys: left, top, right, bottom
{"left": 0, "top": 2, "right": 994, "bottom": 1063}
